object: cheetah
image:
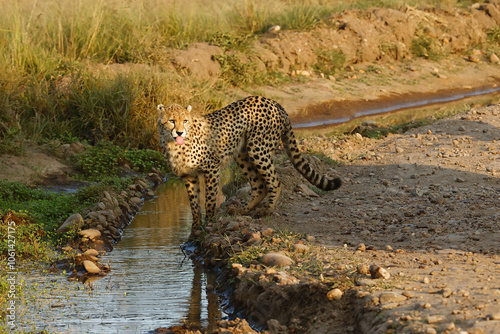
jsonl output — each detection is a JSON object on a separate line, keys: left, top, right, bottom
{"left": 157, "top": 96, "right": 341, "bottom": 233}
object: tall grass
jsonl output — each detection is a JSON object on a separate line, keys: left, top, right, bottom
{"left": 0, "top": 0, "right": 478, "bottom": 151}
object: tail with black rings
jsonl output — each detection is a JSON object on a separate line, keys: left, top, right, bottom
{"left": 281, "top": 123, "right": 341, "bottom": 191}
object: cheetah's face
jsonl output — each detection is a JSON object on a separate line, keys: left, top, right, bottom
{"left": 157, "top": 104, "right": 192, "bottom": 145}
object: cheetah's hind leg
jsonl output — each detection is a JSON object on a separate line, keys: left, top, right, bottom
{"left": 227, "top": 150, "right": 268, "bottom": 216}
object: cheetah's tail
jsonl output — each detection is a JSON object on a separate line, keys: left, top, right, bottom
{"left": 282, "top": 126, "right": 341, "bottom": 191}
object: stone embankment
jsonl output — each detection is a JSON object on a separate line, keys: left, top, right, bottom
{"left": 57, "top": 168, "right": 165, "bottom": 277}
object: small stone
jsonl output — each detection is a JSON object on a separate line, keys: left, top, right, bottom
{"left": 490, "top": 53, "right": 500, "bottom": 63}
{"left": 458, "top": 126, "right": 466, "bottom": 131}
{"left": 326, "top": 288, "right": 343, "bottom": 300}
{"left": 306, "top": 235, "right": 315, "bottom": 242}
{"left": 61, "top": 246, "right": 73, "bottom": 252}
{"left": 57, "top": 213, "right": 84, "bottom": 233}
{"left": 83, "top": 260, "right": 101, "bottom": 274}
{"left": 78, "top": 229, "right": 101, "bottom": 240}
{"left": 487, "top": 313, "right": 500, "bottom": 320}
{"left": 293, "top": 244, "right": 309, "bottom": 253}
{"left": 130, "top": 197, "right": 143, "bottom": 206}
{"left": 356, "top": 243, "right": 366, "bottom": 252}
{"left": 379, "top": 292, "right": 407, "bottom": 304}
{"left": 369, "top": 265, "right": 391, "bottom": 279}
{"left": 385, "top": 245, "right": 393, "bottom": 251}
{"left": 261, "top": 252, "right": 293, "bottom": 267}
{"left": 402, "top": 291, "right": 415, "bottom": 298}
{"left": 261, "top": 228, "right": 274, "bottom": 237}
{"left": 423, "top": 303, "right": 432, "bottom": 309}
{"left": 427, "top": 315, "right": 444, "bottom": 324}
{"left": 468, "top": 55, "right": 480, "bottom": 63}
{"left": 83, "top": 249, "right": 99, "bottom": 257}
{"left": 425, "top": 328, "right": 437, "bottom": 334}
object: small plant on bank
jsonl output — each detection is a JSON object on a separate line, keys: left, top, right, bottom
{"left": 313, "top": 49, "right": 346, "bottom": 76}
{"left": 72, "top": 141, "right": 168, "bottom": 180}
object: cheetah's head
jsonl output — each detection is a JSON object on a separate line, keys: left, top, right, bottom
{"left": 157, "top": 104, "right": 192, "bottom": 146}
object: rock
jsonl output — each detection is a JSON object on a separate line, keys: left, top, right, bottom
{"left": 267, "top": 25, "right": 281, "bottom": 34}
{"left": 293, "top": 244, "right": 309, "bottom": 253}
{"left": 490, "top": 53, "right": 500, "bottom": 63}
{"left": 83, "top": 260, "right": 101, "bottom": 274}
{"left": 306, "top": 235, "right": 315, "bottom": 242}
{"left": 83, "top": 249, "right": 99, "bottom": 257}
{"left": 129, "top": 197, "right": 143, "bottom": 206}
{"left": 370, "top": 265, "right": 391, "bottom": 279}
{"left": 487, "top": 313, "right": 500, "bottom": 320}
{"left": 379, "top": 292, "right": 407, "bottom": 304}
{"left": 468, "top": 55, "right": 480, "bottom": 63}
{"left": 78, "top": 229, "right": 101, "bottom": 240}
{"left": 402, "top": 291, "right": 416, "bottom": 298}
{"left": 61, "top": 246, "right": 73, "bottom": 252}
{"left": 235, "top": 186, "right": 251, "bottom": 200}
{"left": 57, "top": 213, "right": 84, "bottom": 233}
{"left": 261, "top": 228, "right": 274, "bottom": 237}
{"left": 261, "top": 252, "right": 293, "bottom": 267}
{"left": 427, "top": 315, "right": 444, "bottom": 324}
{"left": 356, "top": 243, "right": 366, "bottom": 252}
{"left": 326, "top": 288, "right": 343, "bottom": 300}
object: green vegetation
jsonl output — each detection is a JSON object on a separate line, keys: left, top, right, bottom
{"left": 73, "top": 140, "right": 168, "bottom": 180}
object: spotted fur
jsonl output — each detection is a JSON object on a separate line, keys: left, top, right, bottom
{"left": 157, "top": 96, "right": 341, "bottom": 232}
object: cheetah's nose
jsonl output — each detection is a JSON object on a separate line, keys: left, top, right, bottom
{"left": 174, "top": 130, "right": 184, "bottom": 137}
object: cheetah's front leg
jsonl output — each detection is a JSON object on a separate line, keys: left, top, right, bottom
{"left": 203, "top": 169, "right": 220, "bottom": 223}
{"left": 183, "top": 174, "right": 202, "bottom": 232}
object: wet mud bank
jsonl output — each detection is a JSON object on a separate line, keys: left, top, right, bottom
{"left": 185, "top": 216, "right": 372, "bottom": 334}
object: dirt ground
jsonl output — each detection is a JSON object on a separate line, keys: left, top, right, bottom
{"left": 266, "top": 103, "right": 500, "bottom": 334}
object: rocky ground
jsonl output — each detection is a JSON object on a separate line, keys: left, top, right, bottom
{"left": 176, "top": 104, "right": 499, "bottom": 334}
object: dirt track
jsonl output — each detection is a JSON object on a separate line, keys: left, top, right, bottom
{"left": 268, "top": 103, "right": 500, "bottom": 333}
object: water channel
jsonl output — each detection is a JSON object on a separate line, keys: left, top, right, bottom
{"left": 21, "top": 179, "right": 225, "bottom": 333}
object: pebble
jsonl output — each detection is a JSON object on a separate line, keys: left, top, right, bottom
{"left": 293, "top": 244, "right": 310, "bottom": 253}
{"left": 261, "top": 252, "right": 293, "bottom": 267}
{"left": 306, "top": 235, "right": 315, "bottom": 242}
{"left": 261, "top": 228, "right": 274, "bottom": 237}
{"left": 326, "top": 288, "right": 343, "bottom": 300}
{"left": 57, "top": 213, "right": 84, "bottom": 233}
{"left": 402, "top": 291, "right": 416, "bottom": 298}
{"left": 83, "top": 260, "right": 101, "bottom": 274}
{"left": 427, "top": 315, "right": 444, "bottom": 323}
{"left": 379, "top": 292, "right": 407, "bottom": 304}
{"left": 356, "top": 243, "right": 366, "bottom": 252}
{"left": 78, "top": 229, "right": 101, "bottom": 240}
{"left": 369, "top": 265, "right": 391, "bottom": 279}
{"left": 486, "top": 313, "right": 500, "bottom": 320}
{"left": 83, "top": 249, "right": 99, "bottom": 257}
{"left": 356, "top": 279, "right": 378, "bottom": 286}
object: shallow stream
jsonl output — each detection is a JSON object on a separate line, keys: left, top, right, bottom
{"left": 21, "top": 179, "right": 225, "bottom": 333}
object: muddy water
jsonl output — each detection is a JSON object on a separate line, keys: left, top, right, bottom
{"left": 292, "top": 86, "right": 500, "bottom": 128}
{"left": 22, "top": 179, "right": 224, "bottom": 333}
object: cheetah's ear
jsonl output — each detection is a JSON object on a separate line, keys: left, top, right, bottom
{"left": 187, "top": 105, "right": 192, "bottom": 112}
{"left": 157, "top": 104, "right": 165, "bottom": 112}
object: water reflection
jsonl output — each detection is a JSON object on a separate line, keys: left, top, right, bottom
{"left": 20, "top": 178, "right": 224, "bottom": 333}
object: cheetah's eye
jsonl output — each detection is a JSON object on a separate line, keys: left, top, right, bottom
{"left": 183, "top": 120, "right": 188, "bottom": 124}
{"left": 168, "top": 120, "right": 175, "bottom": 125}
